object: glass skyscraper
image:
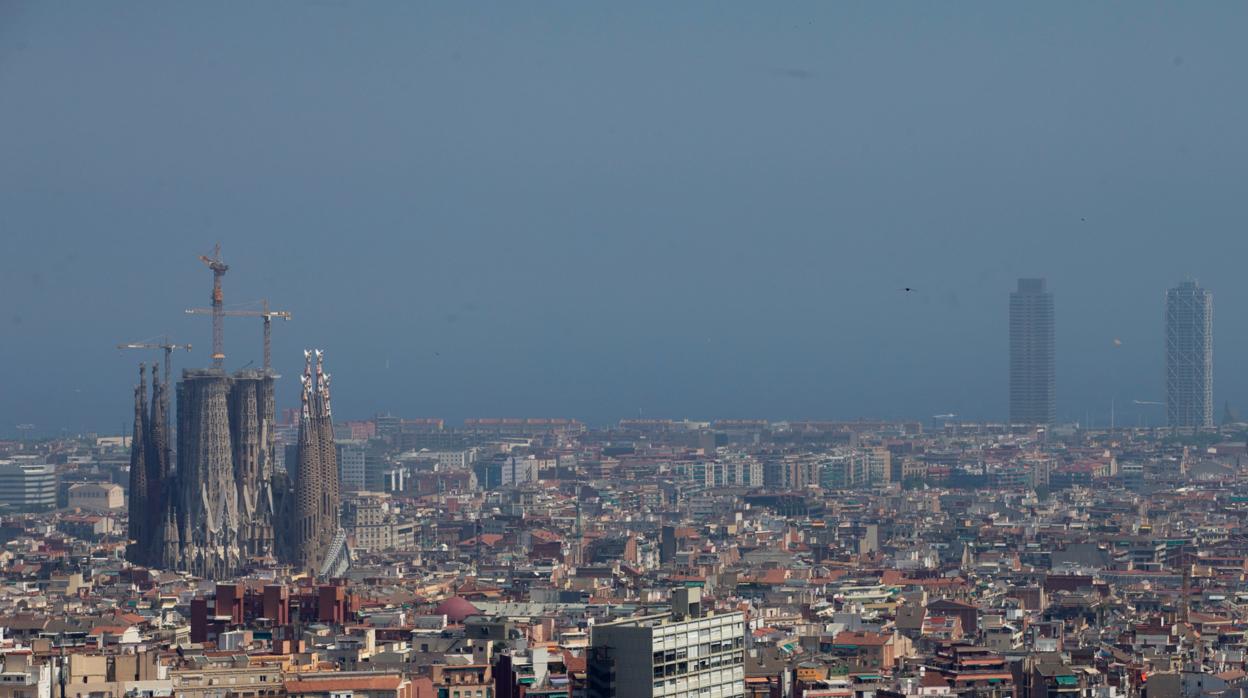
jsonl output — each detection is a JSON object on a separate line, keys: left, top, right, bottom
{"left": 1009, "top": 278, "right": 1056, "bottom": 425}
{"left": 1165, "top": 280, "right": 1213, "bottom": 429}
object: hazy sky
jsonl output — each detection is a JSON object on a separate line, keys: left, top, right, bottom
{"left": 3, "top": 3, "right": 1248, "bottom": 435}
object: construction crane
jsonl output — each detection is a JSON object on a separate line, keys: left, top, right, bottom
{"left": 116, "top": 337, "right": 189, "bottom": 457}
{"left": 116, "top": 337, "right": 193, "bottom": 395}
{"left": 185, "top": 299, "right": 291, "bottom": 373}
{"left": 198, "top": 243, "right": 229, "bottom": 368}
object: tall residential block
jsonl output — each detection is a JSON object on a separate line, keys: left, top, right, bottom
{"left": 1009, "top": 278, "right": 1056, "bottom": 425}
{"left": 588, "top": 588, "right": 745, "bottom": 698}
{"left": 336, "top": 440, "right": 368, "bottom": 493}
{"left": 1165, "top": 280, "right": 1213, "bottom": 429}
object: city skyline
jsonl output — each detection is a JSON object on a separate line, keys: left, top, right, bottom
{"left": 9, "top": 262, "right": 1248, "bottom": 437}
{"left": 6, "top": 6, "right": 1248, "bottom": 697}
{"left": 5, "top": 4, "right": 1248, "bottom": 433}
{"left": 60, "top": 270, "right": 1248, "bottom": 434}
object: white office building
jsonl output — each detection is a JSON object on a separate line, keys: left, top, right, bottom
{"left": 0, "top": 461, "right": 57, "bottom": 511}
{"left": 588, "top": 589, "right": 745, "bottom": 698}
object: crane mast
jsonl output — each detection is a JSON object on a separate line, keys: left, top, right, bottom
{"left": 198, "top": 244, "right": 229, "bottom": 369}
{"left": 261, "top": 299, "right": 276, "bottom": 373}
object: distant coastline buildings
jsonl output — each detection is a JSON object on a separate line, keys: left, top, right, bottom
{"left": 1009, "top": 278, "right": 1056, "bottom": 426}
{"left": 1165, "top": 280, "right": 1213, "bottom": 430}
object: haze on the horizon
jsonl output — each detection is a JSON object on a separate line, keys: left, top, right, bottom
{"left": 3, "top": 3, "right": 1248, "bottom": 436}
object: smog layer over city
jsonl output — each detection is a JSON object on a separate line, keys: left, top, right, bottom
{"left": 2, "top": 5, "right": 1248, "bottom": 698}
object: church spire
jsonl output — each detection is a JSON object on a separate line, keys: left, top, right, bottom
{"left": 126, "top": 364, "right": 150, "bottom": 565}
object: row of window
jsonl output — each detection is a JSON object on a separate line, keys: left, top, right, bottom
{"left": 653, "top": 637, "right": 744, "bottom": 665}
{"left": 651, "top": 678, "right": 746, "bottom": 696}
{"left": 436, "top": 688, "right": 492, "bottom": 698}
{"left": 652, "top": 652, "right": 744, "bottom": 678}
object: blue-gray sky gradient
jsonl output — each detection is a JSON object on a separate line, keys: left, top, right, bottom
{"left": 3, "top": 3, "right": 1247, "bottom": 434}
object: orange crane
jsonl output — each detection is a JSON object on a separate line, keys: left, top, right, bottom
{"left": 116, "top": 336, "right": 191, "bottom": 447}
{"left": 185, "top": 299, "right": 292, "bottom": 373}
{"left": 198, "top": 244, "right": 229, "bottom": 369}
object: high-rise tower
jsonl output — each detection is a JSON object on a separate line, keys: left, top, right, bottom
{"left": 125, "top": 364, "right": 171, "bottom": 567}
{"left": 1166, "top": 280, "right": 1213, "bottom": 430}
{"left": 1009, "top": 278, "right": 1056, "bottom": 425}
{"left": 174, "top": 368, "right": 243, "bottom": 577}
{"left": 229, "top": 370, "right": 278, "bottom": 560}
{"left": 125, "top": 366, "right": 151, "bottom": 565}
{"left": 284, "top": 350, "right": 348, "bottom": 575}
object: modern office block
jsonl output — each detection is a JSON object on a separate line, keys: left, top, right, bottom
{"left": 1009, "top": 278, "right": 1056, "bottom": 425}
{"left": 1165, "top": 280, "right": 1213, "bottom": 429}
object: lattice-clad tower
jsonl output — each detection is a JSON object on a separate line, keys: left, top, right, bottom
{"left": 286, "top": 350, "right": 343, "bottom": 574}
{"left": 290, "top": 352, "right": 323, "bottom": 571}
{"left": 145, "top": 365, "right": 170, "bottom": 565}
{"left": 176, "top": 369, "right": 243, "bottom": 578}
{"left": 314, "top": 351, "right": 340, "bottom": 557}
{"left": 1166, "top": 281, "right": 1213, "bottom": 430}
{"left": 230, "top": 371, "right": 276, "bottom": 559}
{"left": 126, "top": 365, "right": 150, "bottom": 565}
{"left": 258, "top": 372, "right": 278, "bottom": 546}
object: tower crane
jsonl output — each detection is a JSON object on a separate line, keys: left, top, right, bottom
{"left": 185, "top": 299, "right": 291, "bottom": 373}
{"left": 116, "top": 336, "right": 190, "bottom": 451}
{"left": 198, "top": 244, "right": 229, "bottom": 369}
{"left": 116, "top": 337, "right": 192, "bottom": 394}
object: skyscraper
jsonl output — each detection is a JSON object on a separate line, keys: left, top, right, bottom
{"left": 1009, "top": 278, "right": 1056, "bottom": 425}
{"left": 1165, "top": 280, "right": 1213, "bottom": 429}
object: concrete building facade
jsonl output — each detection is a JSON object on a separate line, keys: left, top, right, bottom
{"left": 0, "top": 461, "right": 58, "bottom": 512}
{"left": 337, "top": 440, "right": 368, "bottom": 493}
{"left": 68, "top": 482, "right": 124, "bottom": 511}
{"left": 588, "top": 589, "right": 745, "bottom": 698}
